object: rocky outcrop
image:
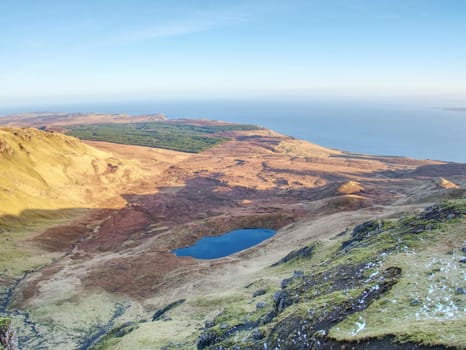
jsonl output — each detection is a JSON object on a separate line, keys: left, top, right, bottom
{"left": 341, "top": 220, "right": 387, "bottom": 249}
{"left": 271, "top": 243, "right": 315, "bottom": 266}
{"left": 0, "top": 318, "right": 17, "bottom": 350}
{"left": 398, "top": 203, "right": 465, "bottom": 235}
{"left": 195, "top": 201, "right": 466, "bottom": 350}
{"left": 196, "top": 260, "right": 402, "bottom": 349}
{"left": 152, "top": 299, "right": 185, "bottom": 321}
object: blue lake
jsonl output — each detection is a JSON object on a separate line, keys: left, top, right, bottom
{"left": 173, "top": 228, "right": 276, "bottom": 259}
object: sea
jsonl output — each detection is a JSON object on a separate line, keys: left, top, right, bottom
{"left": 1, "top": 99, "right": 465, "bottom": 163}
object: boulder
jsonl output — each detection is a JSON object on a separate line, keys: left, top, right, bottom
{"left": 256, "top": 302, "right": 267, "bottom": 310}
{"left": 252, "top": 289, "right": 266, "bottom": 297}
{"left": 252, "top": 329, "right": 264, "bottom": 340}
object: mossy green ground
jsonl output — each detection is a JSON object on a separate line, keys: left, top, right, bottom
{"left": 0, "top": 317, "right": 10, "bottom": 328}
{"left": 0, "top": 209, "right": 88, "bottom": 282}
{"left": 0, "top": 317, "right": 11, "bottom": 350}
{"left": 92, "top": 200, "right": 466, "bottom": 349}
{"left": 330, "top": 216, "right": 466, "bottom": 347}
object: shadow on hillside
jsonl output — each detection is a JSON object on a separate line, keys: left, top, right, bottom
{"left": 0, "top": 172, "right": 374, "bottom": 254}
{"left": 1, "top": 162, "right": 465, "bottom": 303}
{"left": 0, "top": 207, "right": 117, "bottom": 251}
{"left": 374, "top": 162, "right": 466, "bottom": 179}
{"left": 2, "top": 159, "right": 465, "bottom": 254}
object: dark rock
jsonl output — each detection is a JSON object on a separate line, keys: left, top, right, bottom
{"left": 396, "top": 204, "right": 466, "bottom": 236}
{"left": 318, "top": 335, "right": 456, "bottom": 349}
{"left": 412, "top": 227, "right": 425, "bottom": 234}
{"left": 273, "top": 291, "right": 292, "bottom": 312}
{"left": 335, "top": 228, "right": 349, "bottom": 237}
{"left": 0, "top": 318, "right": 17, "bottom": 350}
{"left": 106, "top": 322, "right": 139, "bottom": 338}
{"left": 152, "top": 299, "right": 185, "bottom": 321}
{"left": 383, "top": 266, "right": 402, "bottom": 278}
{"left": 281, "top": 271, "right": 304, "bottom": 289}
{"left": 223, "top": 322, "right": 258, "bottom": 337}
{"left": 298, "top": 261, "right": 371, "bottom": 296}
{"left": 196, "top": 235, "right": 407, "bottom": 349}
{"left": 462, "top": 247, "right": 466, "bottom": 253}
{"left": 272, "top": 291, "right": 282, "bottom": 304}
{"left": 271, "top": 244, "right": 315, "bottom": 266}
{"left": 421, "top": 204, "right": 464, "bottom": 222}
{"left": 260, "top": 310, "right": 276, "bottom": 325}
{"left": 252, "top": 289, "right": 266, "bottom": 297}
{"left": 410, "top": 298, "right": 421, "bottom": 306}
{"left": 266, "top": 315, "right": 313, "bottom": 349}
{"left": 460, "top": 257, "right": 466, "bottom": 264}
{"left": 456, "top": 287, "right": 466, "bottom": 294}
{"left": 256, "top": 301, "right": 267, "bottom": 310}
{"left": 252, "top": 329, "right": 264, "bottom": 340}
{"left": 197, "top": 331, "right": 219, "bottom": 350}
{"left": 342, "top": 220, "right": 385, "bottom": 249}
{"left": 281, "top": 277, "right": 293, "bottom": 289}
{"left": 204, "top": 320, "right": 215, "bottom": 329}
{"left": 266, "top": 274, "right": 400, "bottom": 350}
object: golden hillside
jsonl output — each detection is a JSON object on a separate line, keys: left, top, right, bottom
{"left": 0, "top": 127, "right": 144, "bottom": 221}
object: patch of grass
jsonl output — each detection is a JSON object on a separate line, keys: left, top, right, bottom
{"left": 189, "top": 293, "right": 245, "bottom": 310}
{"left": 91, "top": 322, "right": 139, "bottom": 350}
{"left": 67, "top": 122, "right": 260, "bottom": 153}
{"left": 329, "top": 202, "right": 466, "bottom": 348}
{"left": 0, "top": 209, "right": 88, "bottom": 281}
{"left": 0, "top": 317, "right": 10, "bottom": 328}
{"left": 91, "top": 315, "right": 199, "bottom": 350}
{"left": 0, "top": 318, "right": 11, "bottom": 350}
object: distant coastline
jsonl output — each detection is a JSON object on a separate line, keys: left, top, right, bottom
{"left": 1, "top": 100, "right": 466, "bottom": 163}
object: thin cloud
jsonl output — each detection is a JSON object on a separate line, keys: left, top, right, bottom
{"left": 119, "top": 11, "right": 247, "bottom": 42}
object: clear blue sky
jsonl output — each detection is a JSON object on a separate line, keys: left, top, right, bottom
{"left": 1, "top": 0, "right": 466, "bottom": 106}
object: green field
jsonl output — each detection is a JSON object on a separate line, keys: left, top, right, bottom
{"left": 67, "top": 122, "right": 260, "bottom": 153}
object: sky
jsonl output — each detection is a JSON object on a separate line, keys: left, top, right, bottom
{"left": 1, "top": 0, "right": 466, "bottom": 106}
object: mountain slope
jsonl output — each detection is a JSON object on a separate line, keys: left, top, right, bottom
{"left": 92, "top": 200, "right": 466, "bottom": 349}
{"left": 0, "top": 127, "right": 144, "bottom": 221}
{"left": 0, "top": 127, "right": 149, "bottom": 300}
{"left": 193, "top": 201, "right": 466, "bottom": 349}
{"left": 0, "top": 119, "right": 464, "bottom": 350}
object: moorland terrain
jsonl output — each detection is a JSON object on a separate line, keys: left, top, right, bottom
{"left": 0, "top": 112, "right": 465, "bottom": 350}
